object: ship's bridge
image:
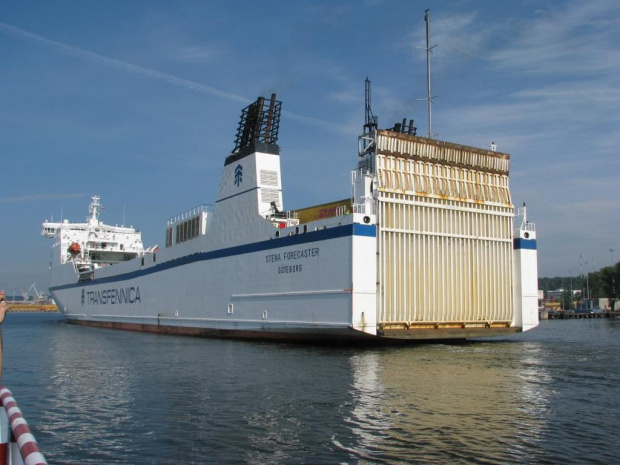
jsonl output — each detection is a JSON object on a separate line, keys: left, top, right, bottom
{"left": 41, "top": 222, "right": 60, "bottom": 238}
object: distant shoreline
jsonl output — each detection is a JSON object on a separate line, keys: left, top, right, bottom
{"left": 6, "top": 303, "right": 59, "bottom": 313}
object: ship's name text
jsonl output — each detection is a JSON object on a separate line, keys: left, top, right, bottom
{"left": 265, "top": 247, "right": 319, "bottom": 274}
{"left": 265, "top": 247, "right": 319, "bottom": 263}
{"left": 85, "top": 286, "right": 141, "bottom": 305}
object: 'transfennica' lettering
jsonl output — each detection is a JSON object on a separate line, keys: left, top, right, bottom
{"left": 86, "top": 287, "right": 141, "bottom": 305}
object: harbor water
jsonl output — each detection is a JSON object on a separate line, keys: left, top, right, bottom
{"left": 2, "top": 313, "right": 619, "bottom": 464}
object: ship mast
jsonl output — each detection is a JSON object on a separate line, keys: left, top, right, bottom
{"left": 88, "top": 195, "right": 102, "bottom": 225}
{"left": 424, "top": 9, "right": 435, "bottom": 139}
{"left": 358, "top": 77, "right": 378, "bottom": 163}
{"left": 363, "top": 78, "right": 377, "bottom": 145}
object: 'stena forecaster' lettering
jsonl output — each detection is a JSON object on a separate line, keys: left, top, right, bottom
{"left": 265, "top": 247, "right": 319, "bottom": 273}
{"left": 265, "top": 247, "right": 319, "bottom": 263}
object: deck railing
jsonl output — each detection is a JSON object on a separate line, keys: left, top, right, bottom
{"left": 0, "top": 387, "right": 47, "bottom": 465}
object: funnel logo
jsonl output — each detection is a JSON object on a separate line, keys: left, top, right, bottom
{"left": 234, "top": 164, "right": 243, "bottom": 186}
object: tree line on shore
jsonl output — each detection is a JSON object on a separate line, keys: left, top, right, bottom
{"left": 539, "top": 262, "right": 619, "bottom": 308}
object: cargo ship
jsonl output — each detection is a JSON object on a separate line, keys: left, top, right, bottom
{"left": 41, "top": 83, "right": 538, "bottom": 341}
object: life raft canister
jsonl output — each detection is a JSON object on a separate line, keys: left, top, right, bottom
{"left": 68, "top": 243, "right": 81, "bottom": 255}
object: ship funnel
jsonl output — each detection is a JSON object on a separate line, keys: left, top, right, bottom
{"left": 226, "top": 94, "right": 282, "bottom": 165}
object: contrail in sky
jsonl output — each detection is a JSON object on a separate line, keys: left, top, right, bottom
{"left": 0, "top": 22, "right": 250, "bottom": 104}
{"left": 0, "top": 23, "right": 349, "bottom": 135}
{"left": 0, "top": 193, "right": 88, "bottom": 203}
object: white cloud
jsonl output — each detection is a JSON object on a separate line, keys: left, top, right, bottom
{"left": 327, "top": 91, "right": 360, "bottom": 104}
{"left": 488, "top": 0, "right": 620, "bottom": 76}
{"left": 410, "top": 11, "right": 493, "bottom": 71}
{"left": 175, "top": 45, "right": 222, "bottom": 63}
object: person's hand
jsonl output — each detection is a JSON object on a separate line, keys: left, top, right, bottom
{"left": 0, "top": 292, "right": 8, "bottom": 324}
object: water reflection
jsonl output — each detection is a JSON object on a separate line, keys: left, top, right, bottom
{"left": 41, "top": 325, "right": 137, "bottom": 462}
{"left": 337, "top": 342, "right": 552, "bottom": 464}
{"left": 333, "top": 352, "right": 392, "bottom": 460}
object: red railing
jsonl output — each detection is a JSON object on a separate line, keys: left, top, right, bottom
{"left": 0, "top": 387, "right": 47, "bottom": 465}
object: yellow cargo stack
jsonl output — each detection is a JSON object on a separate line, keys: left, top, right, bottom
{"left": 295, "top": 199, "right": 352, "bottom": 224}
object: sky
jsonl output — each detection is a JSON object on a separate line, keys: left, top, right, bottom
{"left": 1, "top": 0, "right": 618, "bottom": 297}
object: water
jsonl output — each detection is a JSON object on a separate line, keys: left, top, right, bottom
{"left": 2, "top": 314, "right": 619, "bottom": 464}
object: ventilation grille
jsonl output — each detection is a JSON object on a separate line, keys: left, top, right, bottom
{"left": 260, "top": 170, "right": 279, "bottom": 187}
{"left": 261, "top": 188, "right": 280, "bottom": 205}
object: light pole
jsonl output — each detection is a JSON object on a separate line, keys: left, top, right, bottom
{"left": 611, "top": 249, "right": 616, "bottom": 309}
{"left": 569, "top": 270, "right": 573, "bottom": 311}
{"left": 584, "top": 260, "right": 591, "bottom": 301}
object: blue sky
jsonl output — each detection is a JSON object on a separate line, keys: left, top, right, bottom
{"left": 1, "top": 0, "right": 618, "bottom": 297}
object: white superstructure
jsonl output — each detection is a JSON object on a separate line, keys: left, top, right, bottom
{"left": 42, "top": 195, "right": 144, "bottom": 284}
{"left": 42, "top": 92, "right": 538, "bottom": 341}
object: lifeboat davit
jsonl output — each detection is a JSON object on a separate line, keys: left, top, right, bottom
{"left": 68, "top": 243, "right": 81, "bottom": 255}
